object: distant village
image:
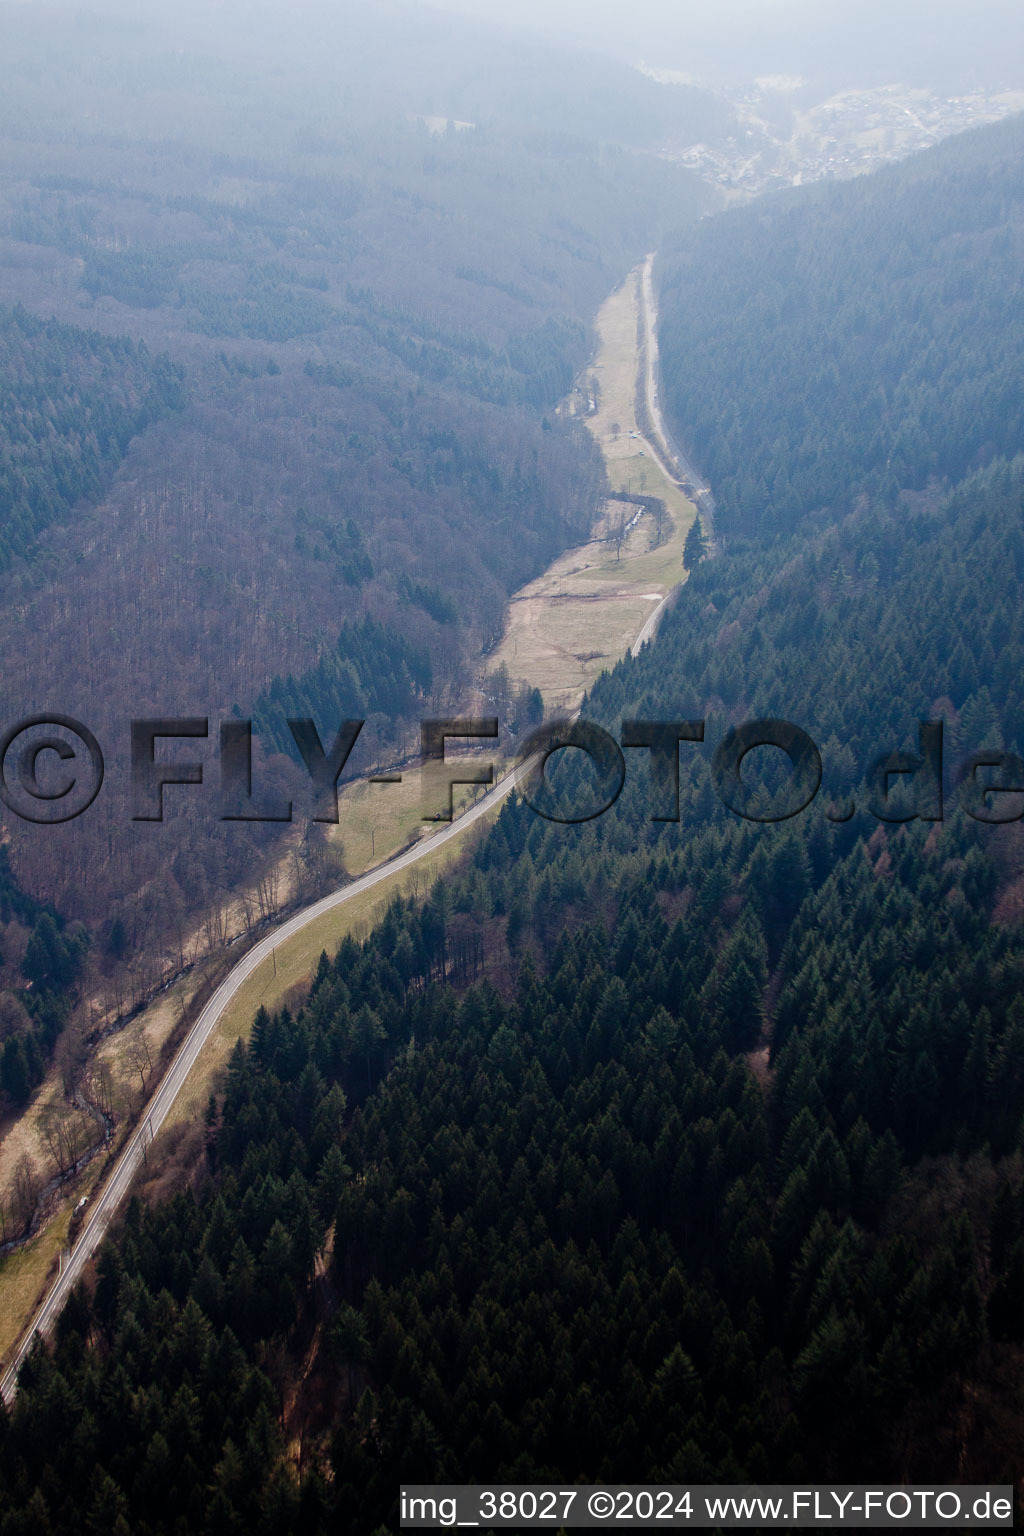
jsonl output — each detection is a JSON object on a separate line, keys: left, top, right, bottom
{"left": 645, "top": 77, "right": 1024, "bottom": 196}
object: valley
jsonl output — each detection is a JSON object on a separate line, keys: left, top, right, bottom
{"left": 2, "top": 5, "right": 1023, "bottom": 1522}
{"left": 0, "top": 247, "right": 701, "bottom": 1399}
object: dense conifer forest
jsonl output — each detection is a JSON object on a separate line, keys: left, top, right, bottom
{"left": 658, "top": 114, "right": 1024, "bottom": 539}
{"left": 3, "top": 105, "right": 1024, "bottom": 1520}
{"left": 1, "top": 6, "right": 1023, "bottom": 1531}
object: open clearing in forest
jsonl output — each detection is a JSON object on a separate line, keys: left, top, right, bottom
{"left": 487, "top": 267, "right": 696, "bottom": 711}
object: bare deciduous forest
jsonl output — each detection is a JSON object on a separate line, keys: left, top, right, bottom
{"left": 0, "top": 2, "right": 716, "bottom": 1074}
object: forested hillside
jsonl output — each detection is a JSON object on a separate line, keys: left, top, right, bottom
{"left": 0, "top": 848, "right": 87, "bottom": 1124}
{"left": 0, "top": 307, "right": 182, "bottom": 569}
{"left": 3, "top": 14, "right": 1024, "bottom": 1534}
{"left": 658, "top": 113, "right": 1024, "bottom": 538}
{"left": 3, "top": 289, "right": 1023, "bottom": 1536}
{"left": 0, "top": 1, "right": 714, "bottom": 987}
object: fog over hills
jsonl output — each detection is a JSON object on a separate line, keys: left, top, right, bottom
{"left": 8, "top": 0, "right": 1024, "bottom": 92}
{"left": 412, "top": 0, "right": 1024, "bottom": 90}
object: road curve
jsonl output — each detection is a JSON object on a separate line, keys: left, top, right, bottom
{"left": 1, "top": 250, "right": 708, "bottom": 1406}
{"left": 0, "top": 747, "right": 542, "bottom": 1404}
{"left": 631, "top": 589, "right": 674, "bottom": 656}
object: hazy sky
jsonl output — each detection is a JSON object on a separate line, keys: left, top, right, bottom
{"left": 410, "top": 0, "right": 1024, "bottom": 88}
{"left": 5, "top": 0, "right": 1023, "bottom": 93}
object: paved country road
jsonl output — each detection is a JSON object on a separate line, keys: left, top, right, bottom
{"left": 1, "top": 250, "right": 707, "bottom": 1407}
{"left": 631, "top": 587, "right": 675, "bottom": 656}
{"left": 0, "top": 747, "right": 543, "bottom": 1404}
{"left": 638, "top": 251, "right": 715, "bottom": 519}
{"left": 628, "top": 251, "right": 709, "bottom": 660}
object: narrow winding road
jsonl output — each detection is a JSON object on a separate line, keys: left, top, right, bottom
{"left": 1, "top": 250, "right": 707, "bottom": 1406}
{"left": 0, "top": 747, "right": 546, "bottom": 1403}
